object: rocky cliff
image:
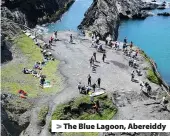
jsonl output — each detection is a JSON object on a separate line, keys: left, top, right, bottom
{"left": 78, "top": 0, "right": 155, "bottom": 40}
{"left": 1, "top": 0, "right": 75, "bottom": 27}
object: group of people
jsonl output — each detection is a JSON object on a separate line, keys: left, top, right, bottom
{"left": 77, "top": 75, "right": 101, "bottom": 94}
{"left": 22, "top": 31, "right": 61, "bottom": 89}
{"left": 140, "top": 81, "right": 152, "bottom": 95}
{"left": 91, "top": 32, "right": 105, "bottom": 53}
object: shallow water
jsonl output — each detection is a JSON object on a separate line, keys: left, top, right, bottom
{"left": 118, "top": 8, "right": 170, "bottom": 85}
{"left": 46, "top": 0, "right": 93, "bottom": 32}
{"left": 45, "top": 0, "right": 170, "bottom": 85}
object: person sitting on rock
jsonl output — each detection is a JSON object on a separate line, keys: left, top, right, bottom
{"left": 146, "top": 84, "right": 152, "bottom": 95}
{"left": 145, "top": 82, "right": 149, "bottom": 88}
{"left": 40, "top": 76, "right": 45, "bottom": 87}
{"left": 140, "top": 81, "right": 145, "bottom": 91}
{"left": 129, "top": 60, "right": 133, "bottom": 67}
{"left": 162, "top": 96, "right": 169, "bottom": 106}
{"left": 81, "top": 85, "right": 86, "bottom": 94}
{"left": 86, "top": 86, "right": 91, "bottom": 95}
{"left": 136, "top": 69, "right": 142, "bottom": 76}
{"left": 133, "top": 60, "right": 138, "bottom": 68}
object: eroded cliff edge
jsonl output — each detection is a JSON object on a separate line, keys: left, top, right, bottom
{"left": 78, "top": 0, "right": 156, "bottom": 40}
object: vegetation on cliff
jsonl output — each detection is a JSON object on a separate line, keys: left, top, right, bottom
{"left": 1, "top": 34, "right": 62, "bottom": 97}
{"left": 50, "top": 94, "right": 117, "bottom": 136}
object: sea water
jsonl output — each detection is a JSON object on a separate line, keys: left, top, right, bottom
{"left": 118, "top": 8, "right": 170, "bottom": 85}
{"left": 46, "top": 0, "right": 93, "bottom": 32}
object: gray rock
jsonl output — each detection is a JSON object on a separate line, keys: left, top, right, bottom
{"left": 157, "top": 12, "right": 170, "bottom": 16}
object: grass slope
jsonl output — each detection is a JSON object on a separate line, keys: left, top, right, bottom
{"left": 139, "top": 50, "right": 160, "bottom": 84}
{"left": 1, "top": 34, "right": 62, "bottom": 97}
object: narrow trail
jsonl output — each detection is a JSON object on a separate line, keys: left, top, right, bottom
{"left": 23, "top": 31, "right": 170, "bottom": 135}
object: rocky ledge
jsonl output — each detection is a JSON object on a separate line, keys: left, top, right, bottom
{"left": 78, "top": 0, "right": 158, "bottom": 40}
{"left": 157, "top": 12, "right": 170, "bottom": 16}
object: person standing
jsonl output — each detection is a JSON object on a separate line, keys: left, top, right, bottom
{"left": 92, "top": 83, "right": 97, "bottom": 92}
{"left": 70, "top": 34, "right": 73, "bottom": 43}
{"left": 78, "top": 82, "right": 82, "bottom": 93}
{"left": 87, "top": 74, "right": 91, "bottom": 86}
{"left": 54, "top": 31, "right": 57, "bottom": 40}
{"left": 130, "top": 41, "right": 133, "bottom": 49}
{"left": 124, "top": 37, "right": 127, "bottom": 44}
{"left": 102, "top": 53, "right": 106, "bottom": 62}
{"left": 96, "top": 78, "right": 101, "bottom": 88}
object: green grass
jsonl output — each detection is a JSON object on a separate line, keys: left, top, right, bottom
{"left": 139, "top": 50, "right": 151, "bottom": 63}
{"left": 38, "top": 105, "right": 49, "bottom": 124}
{"left": 1, "top": 34, "right": 62, "bottom": 97}
{"left": 50, "top": 94, "right": 117, "bottom": 136}
{"left": 139, "top": 50, "right": 161, "bottom": 85}
{"left": 147, "top": 69, "right": 160, "bottom": 85}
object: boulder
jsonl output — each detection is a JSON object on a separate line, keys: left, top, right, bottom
{"left": 157, "top": 12, "right": 170, "bottom": 16}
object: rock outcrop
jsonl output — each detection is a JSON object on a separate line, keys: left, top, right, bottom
{"left": 79, "top": 0, "right": 157, "bottom": 40}
{"left": 79, "top": 0, "right": 120, "bottom": 40}
{"left": 1, "top": 94, "right": 32, "bottom": 136}
{"left": 1, "top": 0, "right": 75, "bottom": 27}
{"left": 157, "top": 12, "right": 170, "bottom": 16}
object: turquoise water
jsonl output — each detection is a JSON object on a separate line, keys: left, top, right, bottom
{"left": 118, "top": 8, "right": 170, "bottom": 85}
{"left": 46, "top": 0, "right": 93, "bottom": 32}
{"left": 45, "top": 0, "right": 170, "bottom": 85}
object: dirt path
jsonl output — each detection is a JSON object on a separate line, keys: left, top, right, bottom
{"left": 23, "top": 31, "right": 170, "bottom": 136}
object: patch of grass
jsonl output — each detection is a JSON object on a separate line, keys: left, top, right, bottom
{"left": 50, "top": 94, "right": 117, "bottom": 136}
{"left": 38, "top": 105, "right": 49, "bottom": 125}
{"left": 1, "top": 34, "right": 62, "bottom": 97}
{"left": 147, "top": 69, "right": 160, "bottom": 84}
{"left": 139, "top": 50, "right": 151, "bottom": 63}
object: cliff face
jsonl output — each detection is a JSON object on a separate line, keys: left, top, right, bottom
{"left": 79, "top": 0, "right": 152, "bottom": 40}
{"left": 1, "top": 0, "right": 75, "bottom": 27}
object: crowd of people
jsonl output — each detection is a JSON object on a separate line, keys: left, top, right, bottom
{"left": 22, "top": 32, "right": 59, "bottom": 90}
{"left": 88, "top": 31, "right": 155, "bottom": 96}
